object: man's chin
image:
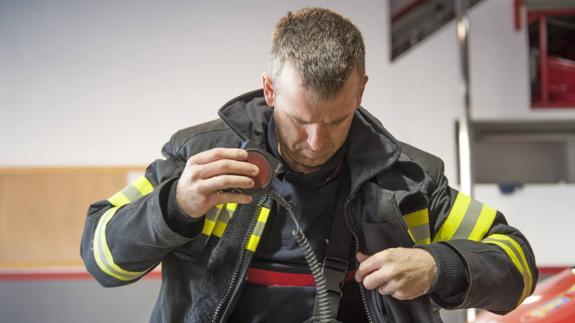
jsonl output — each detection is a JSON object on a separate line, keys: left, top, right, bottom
{"left": 283, "top": 150, "right": 333, "bottom": 172}
{"left": 299, "top": 156, "right": 330, "bottom": 168}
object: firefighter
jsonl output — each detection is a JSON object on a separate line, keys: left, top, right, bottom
{"left": 81, "top": 7, "right": 537, "bottom": 323}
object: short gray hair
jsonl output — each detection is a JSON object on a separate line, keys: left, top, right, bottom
{"left": 269, "top": 7, "right": 366, "bottom": 99}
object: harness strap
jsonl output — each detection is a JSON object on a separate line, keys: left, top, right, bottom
{"left": 308, "top": 169, "right": 353, "bottom": 322}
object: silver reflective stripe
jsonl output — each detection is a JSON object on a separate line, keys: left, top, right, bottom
{"left": 483, "top": 234, "right": 532, "bottom": 305}
{"left": 202, "top": 206, "right": 224, "bottom": 236}
{"left": 451, "top": 198, "right": 483, "bottom": 239}
{"left": 92, "top": 207, "right": 147, "bottom": 281}
{"left": 252, "top": 220, "right": 266, "bottom": 236}
{"left": 213, "top": 204, "right": 237, "bottom": 238}
{"left": 219, "top": 208, "right": 232, "bottom": 224}
{"left": 484, "top": 238, "right": 524, "bottom": 270}
{"left": 96, "top": 224, "right": 142, "bottom": 280}
{"left": 409, "top": 224, "right": 431, "bottom": 244}
{"left": 121, "top": 184, "right": 143, "bottom": 202}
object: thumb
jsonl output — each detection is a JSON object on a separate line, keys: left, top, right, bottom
{"left": 356, "top": 252, "right": 369, "bottom": 263}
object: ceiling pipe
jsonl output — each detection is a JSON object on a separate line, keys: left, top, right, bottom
{"left": 456, "top": 0, "right": 474, "bottom": 198}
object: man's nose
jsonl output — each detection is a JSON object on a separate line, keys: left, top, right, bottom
{"left": 306, "top": 124, "right": 327, "bottom": 151}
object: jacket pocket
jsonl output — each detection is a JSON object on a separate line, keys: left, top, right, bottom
{"left": 172, "top": 235, "right": 210, "bottom": 261}
{"left": 360, "top": 182, "right": 414, "bottom": 255}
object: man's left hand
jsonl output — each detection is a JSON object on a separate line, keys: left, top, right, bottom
{"left": 355, "top": 248, "right": 437, "bottom": 300}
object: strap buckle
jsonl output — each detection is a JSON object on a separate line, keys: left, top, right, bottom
{"left": 323, "top": 256, "right": 349, "bottom": 297}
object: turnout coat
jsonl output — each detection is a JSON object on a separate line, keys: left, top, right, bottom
{"left": 81, "top": 90, "right": 537, "bottom": 322}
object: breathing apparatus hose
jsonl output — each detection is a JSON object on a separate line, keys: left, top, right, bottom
{"left": 268, "top": 190, "right": 335, "bottom": 323}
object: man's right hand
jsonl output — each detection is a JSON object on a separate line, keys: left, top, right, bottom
{"left": 176, "top": 148, "right": 259, "bottom": 218}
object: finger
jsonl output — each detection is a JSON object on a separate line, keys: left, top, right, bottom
{"left": 377, "top": 280, "right": 397, "bottom": 296}
{"left": 189, "top": 148, "right": 248, "bottom": 165}
{"left": 356, "top": 252, "right": 369, "bottom": 263}
{"left": 355, "top": 252, "right": 370, "bottom": 282}
{"left": 197, "top": 175, "right": 255, "bottom": 193}
{"left": 210, "top": 191, "right": 253, "bottom": 205}
{"left": 362, "top": 268, "right": 393, "bottom": 290}
{"left": 392, "top": 289, "right": 414, "bottom": 301}
{"left": 196, "top": 159, "right": 259, "bottom": 179}
{"left": 355, "top": 252, "right": 388, "bottom": 282}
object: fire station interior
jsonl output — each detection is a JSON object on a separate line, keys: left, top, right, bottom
{"left": 1, "top": 0, "right": 575, "bottom": 322}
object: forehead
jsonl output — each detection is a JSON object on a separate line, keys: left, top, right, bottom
{"left": 275, "top": 65, "right": 359, "bottom": 122}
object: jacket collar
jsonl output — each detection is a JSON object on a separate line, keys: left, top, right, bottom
{"left": 218, "top": 89, "right": 401, "bottom": 195}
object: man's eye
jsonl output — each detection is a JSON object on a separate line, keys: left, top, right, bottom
{"left": 328, "top": 121, "right": 343, "bottom": 128}
{"left": 292, "top": 119, "right": 305, "bottom": 126}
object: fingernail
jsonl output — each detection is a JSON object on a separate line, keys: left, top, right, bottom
{"left": 252, "top": 166, "right": 259, "bottom": 175}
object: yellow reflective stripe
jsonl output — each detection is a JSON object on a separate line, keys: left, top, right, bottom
{"left": 93, "top": 207, "right": 147, "bottom": 281}
{"left": 212, "top": 203, "right": 239, "bottom": 237}
{"left": 202, "top": 219, "right": 217, "bottom": 236}
{"left": 203, "top": 206, "right": 224, "bottom": 237}
{"left": 257, "top": 207, "right": 270, "bottom": 223}
{"left": 246, "top": 207, "right": 271, "bottom": 252}
{"left": 213, "top": 204, "right": 237, "bottom": 238}
{"left": 468, "top": 204, "right": 497, "bottom": 241}
{"left": 403, "top": 208, "right": 430, "bottom": 245}
{"left": 486, "top": 234, "right": 533, "bottom": 304}
{"left": 108, "top": 192, "right": 131, "bottom": 207}
{"left": 246, "top": 235, "right": 261, "bottom": 252}
{"left": 213, "top": 221, "right": 228, "bottom": 238}
{"left": 417, "top": 236, "right": 431, "bottom": 245}
{"left": 132, "top": 176, "right": 153, "bottom": 195}
{"left": 433, "top": 193, "right": 471, "bottom": 242}
{"left": 403, "top": 209, "right": 429, "bottom": 228}
{"left": 107, "top": 176, "right": 154, "bottom": 207}
{"left": 482, "top": 239, "right": 529, "bottom": 306}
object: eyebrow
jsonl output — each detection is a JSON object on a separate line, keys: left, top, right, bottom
{"left": 290, "top": 113, "right": 351, "bottom": 125}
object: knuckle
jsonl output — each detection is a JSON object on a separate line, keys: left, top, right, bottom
{"left": 189, "top": 169, "right": 201, "bottom": 181}
{"left": 221, "top": 177, "right": 232, "bottom": 187}
{"left": 186, "top": 156, "right": 196, "bottom": 166}
{"left": 385, "top": 264, "right": 397, "bottom": 275}
{"left": 221, "top": 160, "right": 236, "bottom": 173}
{"left": 211, "top": 148, "right": 225, "bottom": 159}
{"left": 379, "top": 271, "right": 392, "bottom": 282}
{"left": 395, "top": 280, "right": 406, "bottom": 292}
{"left": 376, "top": 251, "right": 389, "bottom": 262}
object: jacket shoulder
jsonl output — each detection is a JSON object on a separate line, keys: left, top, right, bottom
{"left": 398, "top": 142, "right": 444, "bottom": 183}
{"left": 165, "top": 119, "right": 239, "bottom": 158}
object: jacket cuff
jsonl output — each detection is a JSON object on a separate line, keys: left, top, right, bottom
{"left": 161, "top": 178, "right": 205, "bottom": 238}
{"left": 417, "top": 242, "right": 469, "bottom": 308}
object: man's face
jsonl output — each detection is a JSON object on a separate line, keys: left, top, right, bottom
{"left": 263, "top": 64, "right": 368, "bottom": 174}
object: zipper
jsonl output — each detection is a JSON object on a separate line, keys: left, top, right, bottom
{"left": 211, "top": 194, "right": 269, "bottom": 323}
{"left": 342, "top": 195, "right": 374, "bottom": 323}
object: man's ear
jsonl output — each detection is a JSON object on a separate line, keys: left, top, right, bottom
{"left": 357, "top": 74, "right": 369, "bottom": 107}
{"left": 262, "top": 73, "right": 275, "bottom": 108}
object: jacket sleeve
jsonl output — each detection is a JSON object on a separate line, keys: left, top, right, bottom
{"left": 80, "top": 134, "right": 200, "bottom": 287}
{"left": 422, "top": 162, "right": 538, "bottom": 314}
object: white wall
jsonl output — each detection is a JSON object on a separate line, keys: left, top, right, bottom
{"left": 1, "top": 0, "right": 573, "bottom": 265}
{"left": 475, "top": 184, "right": 575, "bottom": 266}
{"left": 0, "top": 0, "right": 389, "bottom": 166}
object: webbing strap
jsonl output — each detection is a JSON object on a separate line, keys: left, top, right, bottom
{"left": 246, "top": 268, "right": 357, "bottom": 286}
{"left": 310, "top": 171, "right": 352, "bottom": 321}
